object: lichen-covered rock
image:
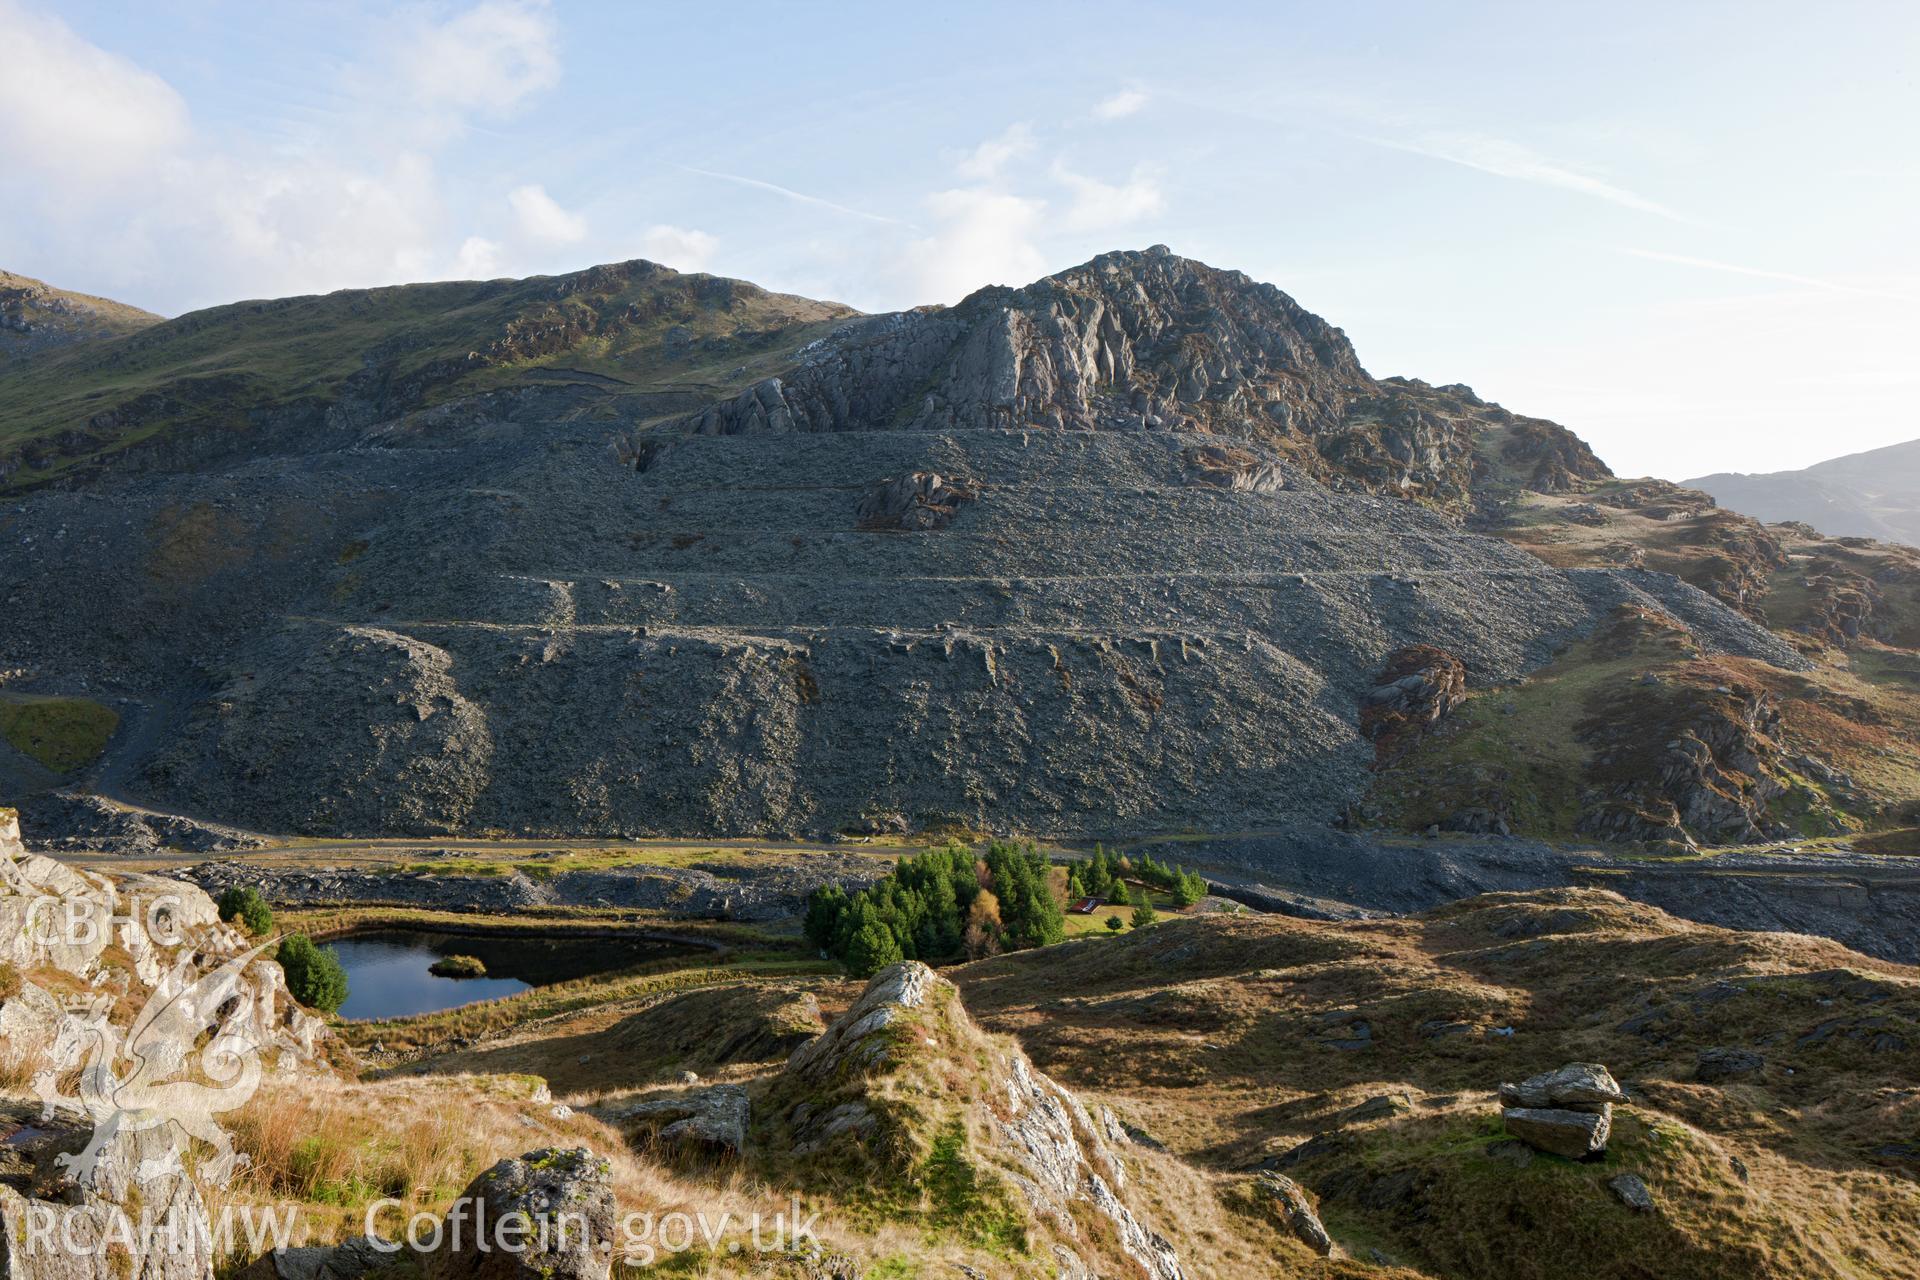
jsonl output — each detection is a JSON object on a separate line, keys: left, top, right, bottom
{"left": 423, "top": 1147, "right": 616, "bottom": 1280}
{"left": 1497, "top": 1062, "right": 1626, "bottom": 1111}
{"left": 616, "top": 1084, "right": 749, "bottom": 1154}
{"left": 0, "top": 1145, "right": 217, "bottom": 1280}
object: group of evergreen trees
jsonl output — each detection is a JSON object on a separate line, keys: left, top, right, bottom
{"left": 805, "top": 840, "right": 1208, "bottom": 978}
{"left": 1065, "top": 846, "right": 1207, "bottom": 909}
{"left": 804, "top": 841, "right": 1068, "bottom": 977}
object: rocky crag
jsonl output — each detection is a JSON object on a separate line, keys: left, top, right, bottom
{"left": 0, "top": 249, "right": 1803, "bottom": 841}
{"left": 611, "top": 960, "right": 1188, "bottom": 1280}
{"left": 0, "top": 811, "right": 330, "bottom": 1280}
{"left": 0, "top": 270, "right": 160, "bottom": 366}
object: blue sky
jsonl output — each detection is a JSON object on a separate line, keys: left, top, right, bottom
{"left": 3, "top": 1, "right": 1915, "bottom": 479}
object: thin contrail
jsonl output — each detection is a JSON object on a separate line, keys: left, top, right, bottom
{"left": 677, "top": 165, "right": 918, "bottom": 230}
{"left": 1617, "top": 246, "right": 1915, "bottom": 302}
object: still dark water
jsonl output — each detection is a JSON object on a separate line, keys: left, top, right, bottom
{"left": 329, "top": 929, "right": 697, "bottom": 1021}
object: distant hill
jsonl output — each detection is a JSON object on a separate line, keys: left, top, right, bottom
{"left": 1688, "top": 439, "right": 1920, "bottom": 547}
{"left": 0, "top": 269, "right": 162, "bottom": 363}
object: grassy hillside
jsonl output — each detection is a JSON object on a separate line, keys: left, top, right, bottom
{"left": 31, "top": 885, "right": 1904, "bottom": 1278}
{"left": 0, "top": 260, "right": 854, "bottom": 488}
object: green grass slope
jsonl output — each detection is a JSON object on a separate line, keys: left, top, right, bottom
{"left": 0, "top": 261, "right": 855, "bottom": 488}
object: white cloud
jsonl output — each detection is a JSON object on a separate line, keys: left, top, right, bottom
{"left": 452, "top": 236, "right": 504, "bottom": 278}
{"left": 1092, "top": 89, "right": 1149, "bottom": 121}
{"left": 1366, "top": 131, "right": 1693, "bottom": 223}
{"left": 0, "top": 0, "right": 189, "bottom": 184}
{"left": 639, "top": 225, "right": 719, "bottom": 272}
{"left": 403, "top": 0, "right": 559, "bottom": 118}
{"left": 1053, "top": 163, "right": 1165, "bottom": 232}
{"left": 0, "top": 1, "right": 592, "bottom": 311}
{"left": 908, "top": 188, "right": 1048, "bottom": 304}
{"left": 509, "top": 183, "right": 588, "bottom": 244}
{"left": 956, "top": 123, "right": 1035, "bottom": 181}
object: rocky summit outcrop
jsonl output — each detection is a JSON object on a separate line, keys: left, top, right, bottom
{"left": 0, "top": 249, "right": 1803, "bottom": 840}
{"left": 769, "top": 961, "right": 1186, "bottom": 1280}
{"left": 0, "top": 270, "right": 160, "bottom": 364}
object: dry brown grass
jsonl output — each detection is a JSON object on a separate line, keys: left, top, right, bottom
{"left": 951, "top": 889, "right": 1920, "bottom": 1278}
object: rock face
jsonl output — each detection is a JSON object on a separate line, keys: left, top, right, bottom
{"left": 772, "top": 962, "right": 1186, "bottom": 1280}
{"left": 0, "top": 250, "right": 1803, "bottom": 840}
{"left": 1360, "top": 645, "right": 1467, "bottom": 756}
{"left": 0, "top": 1112, "right": 218, "bottom": 1280}
{"left": 1695, "top": 1047, "right": 1765, "bottom": 1083}
{"left": 855, "top": 471, "right": 978, "bottom": 530}
{"left": 0, "top": 829, "right": 331, "bottom": 1280}
{"left": 1253, "top": 1171, "right": 1336, "bottom": 1257}
{"left": 1577, "top": 676, "right": 1797, "bottom": 844}
{"left": 424, "top": 1148, "right": 617, "bottom": 1280}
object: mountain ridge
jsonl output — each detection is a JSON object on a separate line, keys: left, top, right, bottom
{"left": 3, "top": 248, "right": 1917, "bottom": 855}
{"left": 1687, "top": 437, "right": 1920, "bottom": 547}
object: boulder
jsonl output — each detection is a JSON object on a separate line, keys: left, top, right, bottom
{"left": 616, "top": 1084, "right": 749, "bottom": 1155}
{"left": 1341, "top": 1093, "right": 1414, "bottom": 1125}
{"left": 1253, "top": 1172, "right": 1335, "bottom": 1257}
{"left": 423, "top": 1148, "right": 617, "bottom": 1280}
{"left": 1608, "top": 1172, "right": 1655, "bottom": 1213}
{"left": 1498, "top": 1062, "right": 1626, "bottom": 1111}
{"left": 1502, "top": 1105, "right": 1611, "bottom": 1159}
{"left": 238, "top": 1236, "right": 397, "bottom": 1280}
{"left": 1695, "top": 1047, "right": 1765, "bottom": 1083}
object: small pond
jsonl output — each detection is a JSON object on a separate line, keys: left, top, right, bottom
{"left": 328, "top": 929, "right": 701, "bottom": 1021}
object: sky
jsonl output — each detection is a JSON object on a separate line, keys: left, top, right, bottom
{"left": 2, "top": 1, "right": 1915, "bottom": 480}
